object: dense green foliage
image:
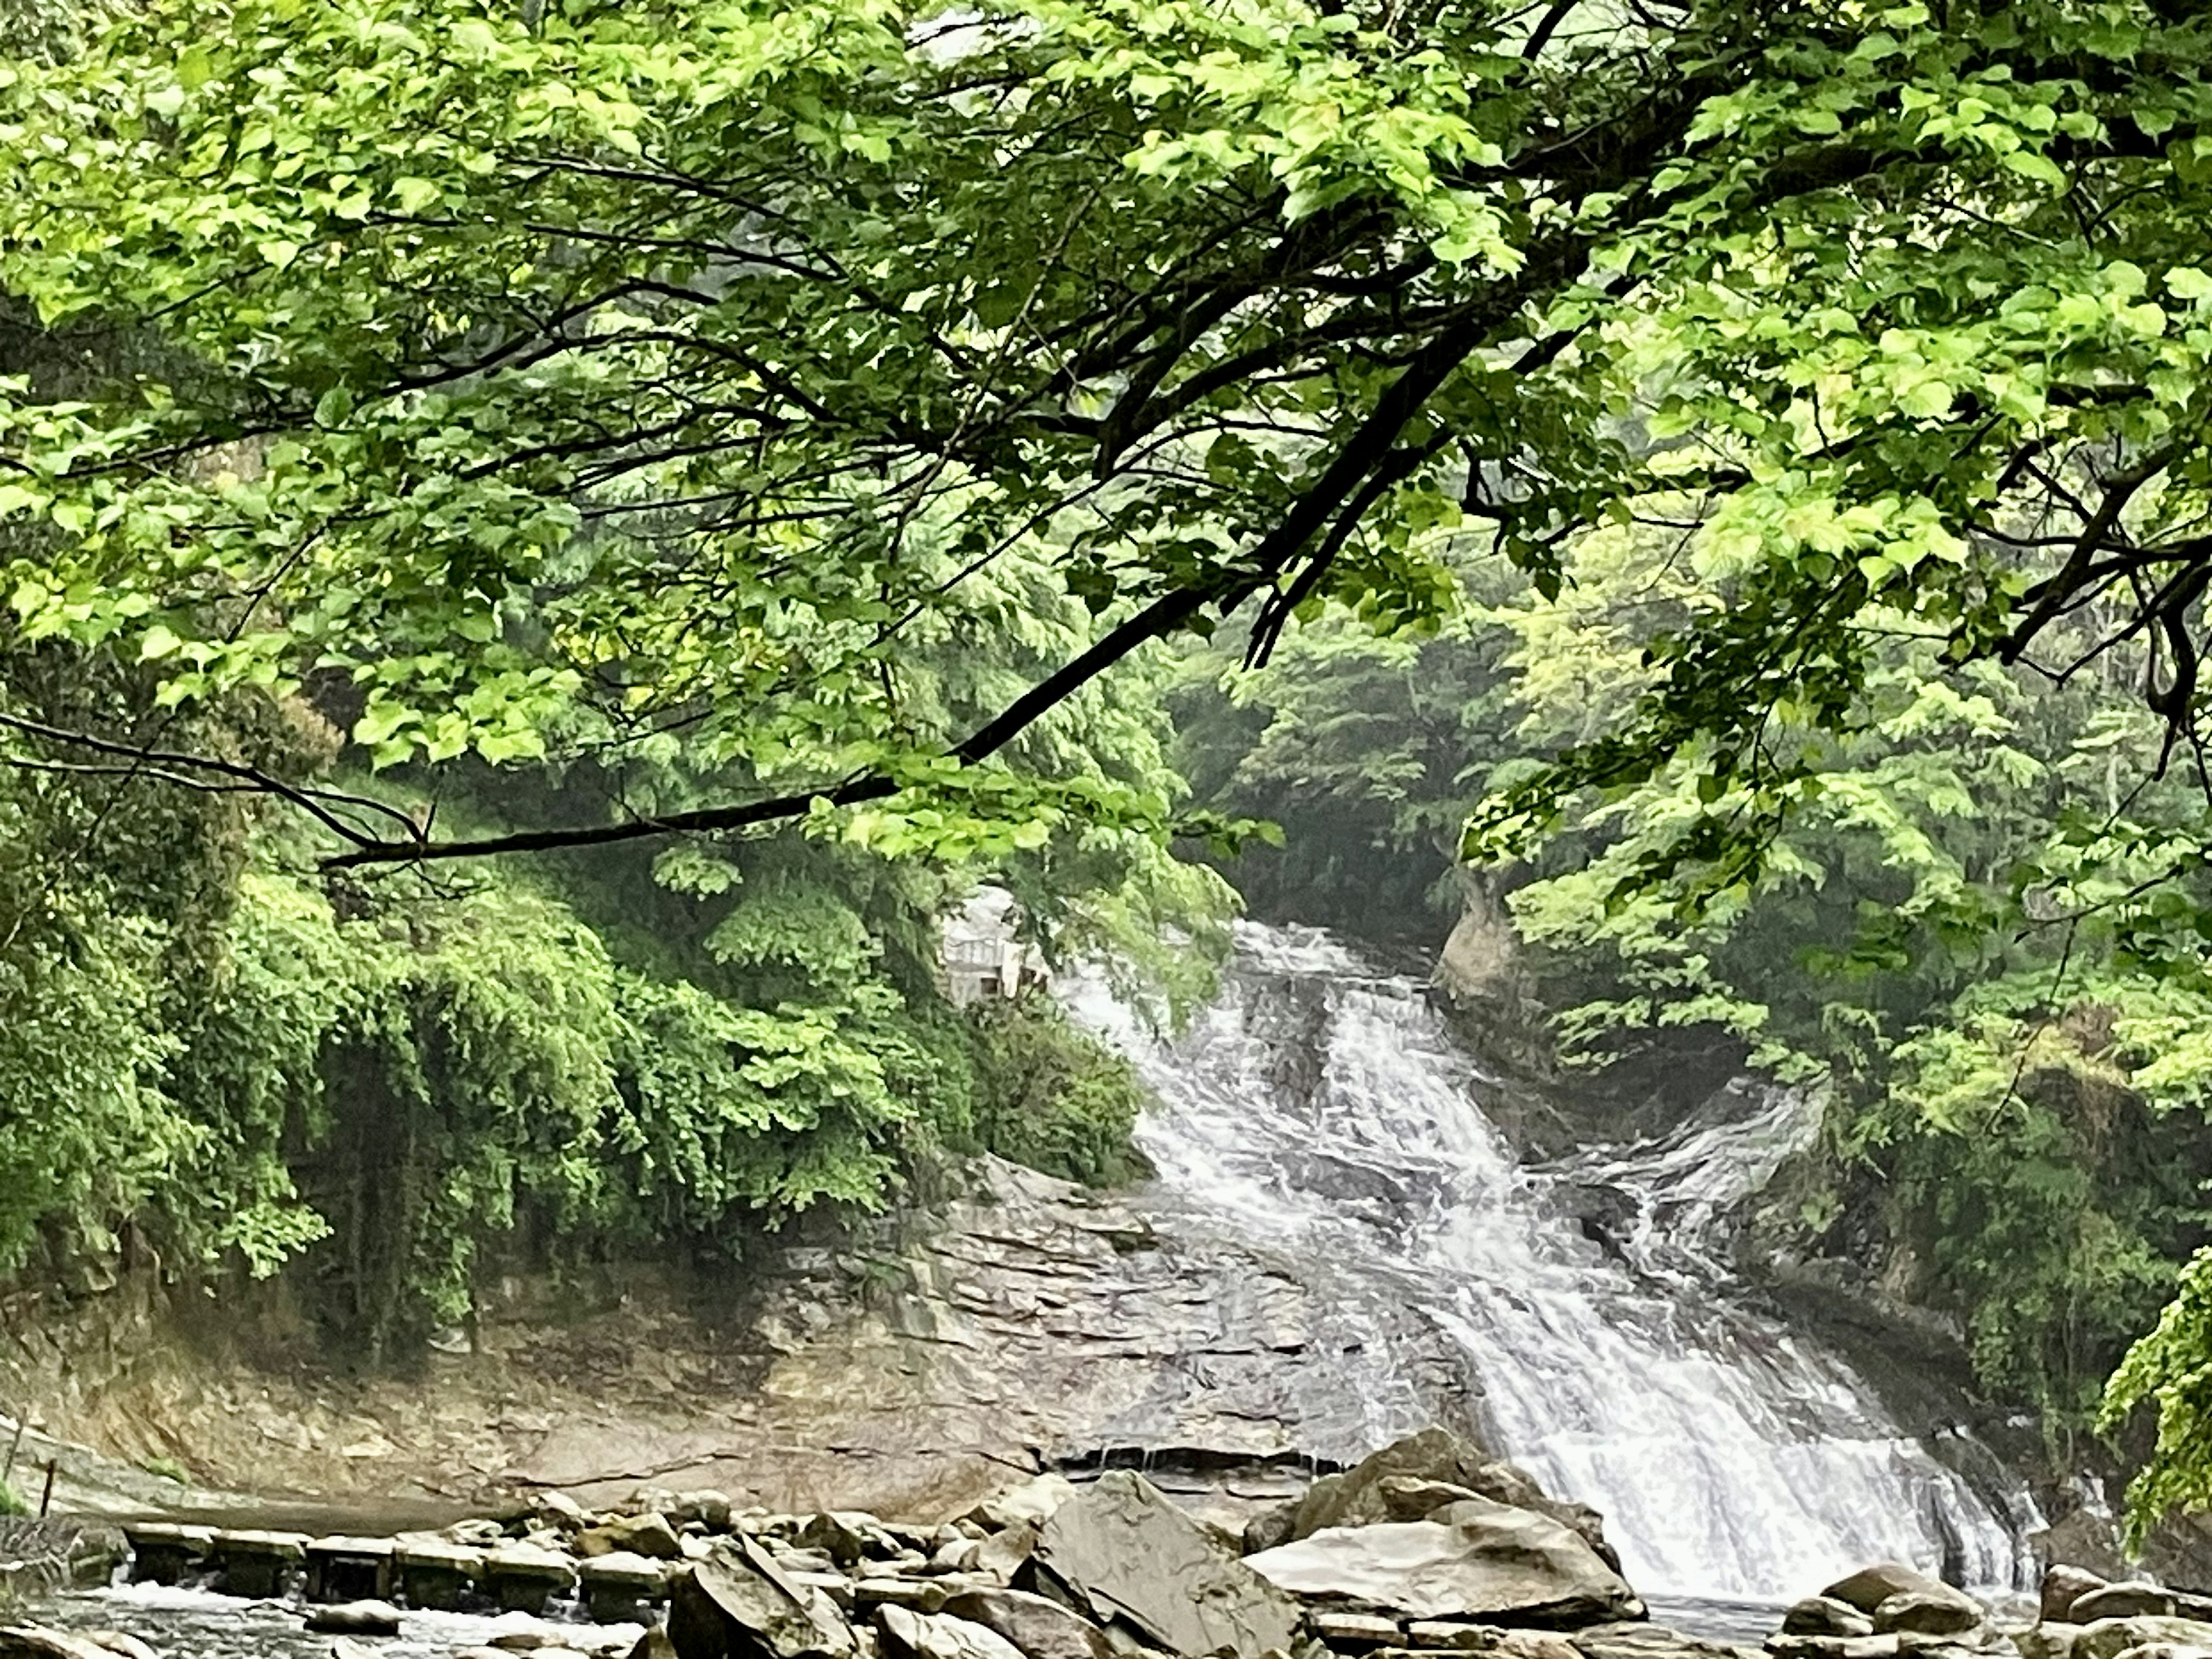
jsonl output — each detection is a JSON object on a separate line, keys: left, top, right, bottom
{"left": 13, "top": 0, "right": 2212, "bottom": 1539}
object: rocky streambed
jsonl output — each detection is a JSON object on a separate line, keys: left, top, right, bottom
{"left": 0, "top": 1427, "right": 2173, "bottom": 1659}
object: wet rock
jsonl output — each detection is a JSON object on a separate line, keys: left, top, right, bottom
{"left": 1783, "top": 1600, "right": 1876, "bottom": 1638}
{"left": 77, "top": 1637, "right": 156, "bottom": 1659}
{"left": 1031, "top": 1470, "right": 1300, "bottom": 1659}
{"left": 1312, "top": 1612, "right": 1406, "bottom": 1648}
{"left": 2074, "top": 1592, "right": 2179, "bottom": 1626}
{"left": 2045, "top": 1573, "right": 2111, "bottom": 1626}
{"left": 876, "top": 1608, "right": 1028, "bottom": 1659}
{"left": 1764, "top": 1638, "right": 1899, "bottom": 1659}
{"left": 304, "top": 1600, "right": 402, "bottom": 1635}
{"left": 670, "top": 1535, "right": 856, "bottom": 1659}
{"left": 1377, "top": 1480, "right": 1484, "bottom": 1522}
{"left": 1823, "top": 1570, "right": 1964, "bottom": 1619}
{"left": 856, "top": 1582, "right": 950, "bottom": 1616}
{"left": 2077, "top": 1620, "right": 2212, "bottom": 1659}
{"left": 1287, "top": 1432, "right": 1619, "bottom": 1575}
{"left": 0, "top": 1633, "right": 118, "bottom": 1659}
{"left": 941, "top": 1586, "right": 1113, "bottom": 1659}
{"left": 1872, "top": 1594, "right": 1981, "bottom": 1639}
{"left": 632, "top": 1634, "right": 682, "bottom": 1659}
{"left": 1249, "top": 1498, "right": 1641, "bottom": 1629}
{"left": 535, "top": 1493, "right": 593, "bottom": 1532}
{"left": 1563, "top": 1624, "right": 1751, "bottom": 1659}
{"left": 2013, "top": 1624, "right": 2082, "bottom": 1659}
{"left": 801, "top": 1516, "right": 884, "bottom": 1571}
{"left": 1245, "top": 1505, "right": 1300, "bottom": 1556}
{"left": 581, "top": 1515, "right": 685, "bottom": 1562}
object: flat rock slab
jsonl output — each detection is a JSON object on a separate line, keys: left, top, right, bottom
{"left": 1033, "top": 1470, "right": 1300, "bottom": 1659}
{"left": 1248, "top": 1498, "right": 1640, "bottom": 1628}
{"left": 877, "top": 1607, "right": 1028, "bottom": 1659}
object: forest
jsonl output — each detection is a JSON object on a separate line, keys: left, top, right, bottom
{"left": 5, "top": 0, "right": 2212, "bottom": 1549}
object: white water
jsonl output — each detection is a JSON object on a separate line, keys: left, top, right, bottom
{"left": 1078, "top": 922, "right": 2041, "bottom": 1600}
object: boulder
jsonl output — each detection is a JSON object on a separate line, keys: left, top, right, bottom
{"left": 533, "top": 1492, "right": 592, "bottom": 1532}
{"left": 1246, "top": 1498, "right": 1641, "bottom": 1628}
{"left": 876, "top": 1608, "right": 1028, "bottom": 1659}
{"left": 1785, "top": 1600, "right": 1877, "bottom": 1639}
{"left": 1029, "top": 1471, "right": 1300, "bottom": 1659}
{"left": 1287, "top": 1430, "right": 1619, "bottom": 1572}
{"left": 941, "top": 1587, "right": 1113, "bottom": 1659}
{"left": 1376, "top": 1479, "right": 1485, "bottom": 1522}
{"left": 1872, "top": 1594, "right": 1980, "bottom": 1639}
{"left": 2014, "top": 1626, "right": 2081, "bottom": 1659}
{"left": 2075, "top": 1592, "right": 2180, "bottom": 1626}
{"left": 304, "top": 1600, "right": 403, "bottom": 1635}
{"left": 669, "top": 1536, "right": 857, "bottom": 1659}
{"left": 1822, "top": 1569, "right": 1971, "bottom": 1619}
{"left": 582, "top": 1514, "right": 686, "bottom": 1562}
{"left": 2046, "top": 1573, "right": 2111, "bottom": 1626}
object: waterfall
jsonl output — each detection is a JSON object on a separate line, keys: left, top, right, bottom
{"left": 1073, "top": 922, "right": 2041, "bottom": 1600}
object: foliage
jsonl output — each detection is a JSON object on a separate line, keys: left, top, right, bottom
{"left": 963, "top": 1001, "right": 1150, "bottom": 1188}
{"left": 0, "top": 1478, "right": 25, "bottom": 1518}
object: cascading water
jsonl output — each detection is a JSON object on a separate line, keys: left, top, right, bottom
{"left": 1074, "top": 922, "right": 2041, "bottom": 1600}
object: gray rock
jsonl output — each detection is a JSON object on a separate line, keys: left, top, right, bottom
{"left": 78, "top": 1637, "right": 157, "bottom": 1659}
{"left": 1248, "top": 1498, "right": 1640, "bottom": 1629}
{"left": 2046, "top": 1574, "right": 2111, "bottom": 1626}
{"left": 2078, "top": 1622, "right": 2212, "bottom": 1659}
{"left": 976, "top": 1522, "right": 1041, "bottom": 1585}
{"left": 1823, "top": 1570, "right": 1963, "bottom": 1619}
{"left": 1312, "top": 1612, "right": 1404, "bottom": 1647}
{"left": 2013, "top": 1625, "right": 2081, "bottom": 1659}
{"left": 2075, "top": 1593, "right": 2179, "bottom": 1626}
{"left": 1765, "top": 1639, "right": 1899, "bottom": 1659}
{"left": 1245, "top": 1505, "right": 1300, "bottom": 1557}
{"left": 801, "top": 1515, "right": 885, "bottom": 1571}
{"left": 304, "top": 1600, "right": 401, "bottom": 1635}
{"left": 670, "top": 1536, "right": 857, "bottom": 1659}
{"left": 1564, "top": 1623, "right": 1753, "bottom": 1659}
{"left": 941, "top": 1587, "right": 1113, "bottom": 1659}
{"left": 964, "top": 1479, "right": 1080, "bottom": 1535}
{"left": 0, "top": 1634, "right": 120, "bottom": 1659}
{"left": 1784, "top": 1601, "right": 1876, "bottom": 1639}
{"left": 1032, "top": 1471, "right": 1300, "bottom": 1659}
{"left": 1872, "top": 1594, "right": 1980, "bottom": 1639}
{"left": 1287, "top": 1431, "right": 1619, "bottom": 1574}
{"left": 582, "top": 1515, "right": 685, "bottom": 1562}
{"left": 2107, "top": 1643, "right": 2212, "bottom": 1659}
{"left": 857, "top": 1582, "right": 951, "bottom": 1616}
{"left": 534, "top": 1492, "right": 592, "bottom": 1531}
{"left": 677, "top": 1494, "right": 737, "bottom": 1532}
{"left": 876, "top": 1609, "right": 1028, "bottom": 1659}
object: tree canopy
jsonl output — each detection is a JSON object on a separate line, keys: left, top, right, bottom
{"left": 5, "top": 0, "right": 2212, "bottom": 874}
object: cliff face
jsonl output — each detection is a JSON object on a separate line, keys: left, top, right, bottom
{"left": 2, "top": 1157, "right": 1474, "bottom": 1526}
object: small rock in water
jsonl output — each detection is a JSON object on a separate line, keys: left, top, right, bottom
{"left": 1783, "top": 1599, "right": 1876, "bottom": 1639}
{"left": 1823, "top": 1567, "right": 1963, "bottom": 1618}
{"left": 305, "top": 1600, "right": 402, "bottom": 1636}
{"left": 579, "top": 1514, "right": 684, "bottom": 1562}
